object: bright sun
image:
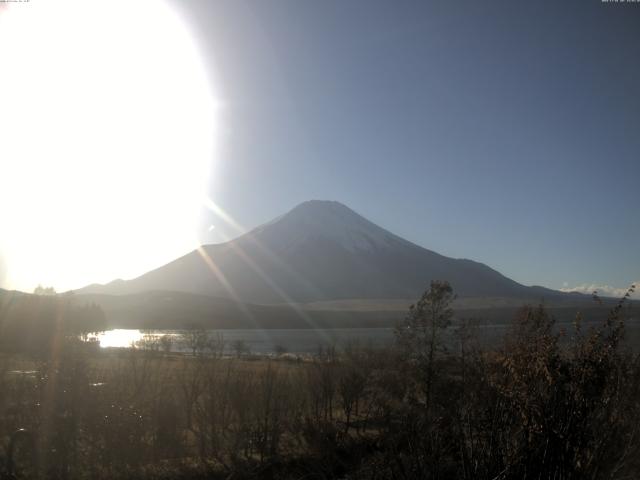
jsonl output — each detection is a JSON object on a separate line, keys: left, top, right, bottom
{"left": 0, "top": 0, "right": 217, "bottom": 292}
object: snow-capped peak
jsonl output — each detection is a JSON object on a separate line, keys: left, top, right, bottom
{"left": 246, "top": 200, "right": 405, "bottom": 253}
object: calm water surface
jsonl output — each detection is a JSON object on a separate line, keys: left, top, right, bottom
{"left": 97, "top": 328, "right": 395, "bottom": 354}
{"left": 95, "top": 319, "right": 640, "bottom": 355}
{"left": 92, "top": 325, "right": 547, "bottom": 354}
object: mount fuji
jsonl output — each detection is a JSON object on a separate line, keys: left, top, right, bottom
{"left": 77, "top": 200, "right": 562, "bottom": 304}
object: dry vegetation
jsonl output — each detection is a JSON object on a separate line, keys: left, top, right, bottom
{"left": 0, "top": 282, "right": 638, "bottom": 479}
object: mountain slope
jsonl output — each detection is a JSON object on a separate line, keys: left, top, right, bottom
{"left": 78, "top": 200, "right": 561, "bottom": 303}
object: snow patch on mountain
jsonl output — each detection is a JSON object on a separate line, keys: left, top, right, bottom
{"left": 247, "top": 200, "right": 406, "bottom": 253}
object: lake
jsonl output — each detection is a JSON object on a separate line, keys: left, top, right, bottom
{"left": 96, "top": 328, "right": 396, "bottom": 354}
{"left": 91, "top": 323, "right": 548, "bottom": 355}
{"left": 93, "top": 317, "right": 640, "bottom": 355}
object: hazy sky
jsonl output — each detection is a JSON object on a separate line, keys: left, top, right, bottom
{"left": 171, "top": 0, "right": 639, "bottom": 294}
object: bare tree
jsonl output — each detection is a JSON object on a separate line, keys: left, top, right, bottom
{"left": 395, "top": 280, "right": 454, "bottom": 408}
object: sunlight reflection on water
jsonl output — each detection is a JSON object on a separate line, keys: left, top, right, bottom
{"left": 95, "top": 329, "right": 147, "bottom": 348}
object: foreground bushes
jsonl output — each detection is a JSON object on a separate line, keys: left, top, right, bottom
{"left": 0, "top": 282, "right": 638, "bottom": 479}
{"left": 381, "top": 283, "right": 640, "bottom": 479}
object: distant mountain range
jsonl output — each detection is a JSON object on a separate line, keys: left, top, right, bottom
{"left": 78, "top": 200, "right": 567, "bottom": 304}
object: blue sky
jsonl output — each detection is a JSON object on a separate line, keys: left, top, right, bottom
{"left": 173, "top": 0, "right": 639, "bottom": 294}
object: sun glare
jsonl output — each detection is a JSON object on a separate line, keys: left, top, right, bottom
{"left": 0, "top": 0, "right": 217, "bottom": 292}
